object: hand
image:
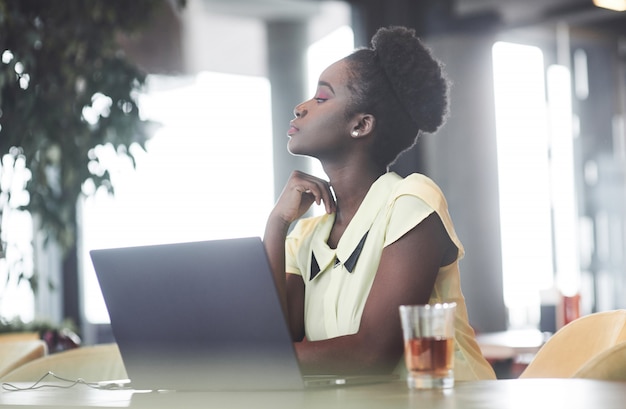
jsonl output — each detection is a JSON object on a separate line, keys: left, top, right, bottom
{"left": 272, "top": 170, "right": 336, "bottom": 225}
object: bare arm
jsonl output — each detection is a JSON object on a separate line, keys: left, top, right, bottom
{"left": 263, "top": 171, "right": 335, "bottom": 340}
{"left": 294, "top": 212, "right": 457, "bottom": 375}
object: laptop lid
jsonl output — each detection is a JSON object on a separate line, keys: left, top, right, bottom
{"left": 90, "top": 237, "right": 305, "bottom": 391}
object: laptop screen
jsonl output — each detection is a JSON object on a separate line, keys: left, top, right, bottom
{"left": 90, "top": 237, "right": 304, "bottom": 391}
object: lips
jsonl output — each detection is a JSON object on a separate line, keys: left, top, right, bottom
{"left": 287, "top": 121, "right": 299, "bottom": 136}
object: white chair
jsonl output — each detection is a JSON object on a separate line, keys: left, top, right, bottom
{"left": 0, "top": 340, "right": 47, "bottom": 378}
{"left": 0, "top": 343, "right": 127, "bottom": 383}
{"left": 573, "top": 341, "right": 626, "bottom": 381}
{"left": 520, "top": 309, "right": 626, "bottom": 379}
{"left": 0, "top": 332, "right": 40, "bottom": 343}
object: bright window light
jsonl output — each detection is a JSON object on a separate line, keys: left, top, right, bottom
{"left": 593, "top": 0, "right": 626, "bottom": 11}
{"left": 0, "top": 153, "right": 34, "bottom": 322}
{"left": 306, "top": 25, "right": 354, "bottom": 97}
{"left": 573, "top": 49, "right": 589, "bottom": 101}
{"left": 547, "top": 64, "right": 580, "bottom": 297}
{"left": 80, "top": 72, "right": 274, "bottom": 324}
{"left": 492, "top": 42, "right": 554, "bottom": 323}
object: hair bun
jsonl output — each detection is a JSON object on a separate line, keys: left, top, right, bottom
{"left": 371, "top": 26, "right": 449, "bottom": 133}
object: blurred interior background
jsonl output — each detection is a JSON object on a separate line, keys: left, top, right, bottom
{"left": 1, "top": 0, "right": 626, "bottom": 351}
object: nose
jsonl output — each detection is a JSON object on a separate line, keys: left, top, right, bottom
{"left": 293, "top": 101, "right": 307, "bottom": 118}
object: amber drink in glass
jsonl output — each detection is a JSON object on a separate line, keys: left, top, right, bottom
{"left": 399, "top": 303, "right": 456, "bottom": 389}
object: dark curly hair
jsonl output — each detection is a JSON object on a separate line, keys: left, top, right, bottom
{"left": 344, "top": 26, "right": 450, "bottom": 168}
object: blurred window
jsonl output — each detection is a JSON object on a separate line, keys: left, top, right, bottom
{"left": 492, "top": 42, "right": 579, "bottom": 328}
{"left": 80, "top": 72, "right": 274, "bottom": 324}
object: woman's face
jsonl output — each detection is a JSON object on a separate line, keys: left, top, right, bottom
{"left": 287, "top": 59, "right": 357, "bottom": 160}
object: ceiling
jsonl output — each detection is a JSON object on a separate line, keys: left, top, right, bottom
{"left": 197, "top": 0, "right": 626, "bottom": 37}
{"left": 453, "top": 0, "right": 626, "bottom": 34}
{"left": 457, "top": 0, "right": 608, "bottom": 21}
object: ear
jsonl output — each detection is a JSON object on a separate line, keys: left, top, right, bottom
{"left": 350, "top": 114, "right": 375, "bottom": 139}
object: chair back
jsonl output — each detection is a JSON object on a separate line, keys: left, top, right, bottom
{"left": 520, "top": 309, "right": 626, "bottom": 378}
{"left": 0, "top": 332, "right": 40, "bottom": 343}
{"left": 0, "top": 343, "right": 127, "bottom": 383}
{"left": 0, "top": 340, "right": 47, "bottom": 379}
{"left": 574, "top": 341, "right": 626, "bottom": 381}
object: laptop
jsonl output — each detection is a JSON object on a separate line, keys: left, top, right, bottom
{"left": 90, "top": 237, "right": 395, "bottom": 391}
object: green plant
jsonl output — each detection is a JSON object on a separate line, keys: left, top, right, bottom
{"left": 0, "top": 0, "right": 181, "bottom": 304}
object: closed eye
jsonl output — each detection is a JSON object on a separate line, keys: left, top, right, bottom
{"left": 313, "top": 85, "right": 332, "bottom": 103}
{"left": 314, "top": 91, "right": 330, "bottom": 103}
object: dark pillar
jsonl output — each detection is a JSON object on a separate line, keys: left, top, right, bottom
{"left": 348, "top": 0, "right": 455, "bottom": 46}
{"left": 62, "top": 244, "right": 81, "bottom": 330}
{"left": 424, "top": 35, "right": 508, "bottom": 332}
{"left": 266, "top": 21, "right": 312, "bottom": 201}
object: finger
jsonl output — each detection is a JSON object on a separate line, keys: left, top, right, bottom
{"left": 290, "top": 171, "right": 335, "bottom": 213}
{"left": 309, "top": 181, "right": 335, "bottom": 214}
{"left": 301, "top": 186, "right": 320, "bottom": 205}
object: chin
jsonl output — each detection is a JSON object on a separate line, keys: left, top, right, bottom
{"left": 287, "top": 149, "right": 312, "bottom": 159}
{"left": 287, "top": 140, "right": 302, "bottom": 156}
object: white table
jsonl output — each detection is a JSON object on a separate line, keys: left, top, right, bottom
{"left": 476, "top": 329, "right": 548, "bottom": 361}
{"left": 2, "top": 378, "right": 626, "bottom": 408}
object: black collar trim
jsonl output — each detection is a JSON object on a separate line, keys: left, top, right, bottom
{"left": 310, "top": 231, "right": 369, "bottom": 280}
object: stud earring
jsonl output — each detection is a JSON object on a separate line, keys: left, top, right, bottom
{"left": 351, "top": 130, "right": 359, "bottom": 137}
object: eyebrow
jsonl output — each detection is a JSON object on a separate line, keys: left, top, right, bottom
{"left": 317, "top": 80, "right": 335, "bottom": 94}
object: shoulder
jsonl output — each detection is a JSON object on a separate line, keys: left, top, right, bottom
{"left": 395, "top": 173, "right": 464, "bottom": 258}
{"left": 391, "top": 173, "right": 447, "bottom": 211}
{"left": 393, "top": 173, "right": 444, "bottom": 197}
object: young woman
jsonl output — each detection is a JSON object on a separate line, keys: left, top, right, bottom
{"left": 263, "top": 26, "right": 495, "bottom": 380}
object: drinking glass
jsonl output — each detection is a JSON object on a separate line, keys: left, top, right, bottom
{"left": 399, "top": 303, "right": 456, "bottom": 389}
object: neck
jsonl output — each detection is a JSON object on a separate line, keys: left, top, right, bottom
{"left": 324, "top": 162, "right": 387, "bottom": 225}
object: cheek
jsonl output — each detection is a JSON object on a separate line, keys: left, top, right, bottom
{"left": 317, "top": 110, "right": 347, "bottom": 132}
